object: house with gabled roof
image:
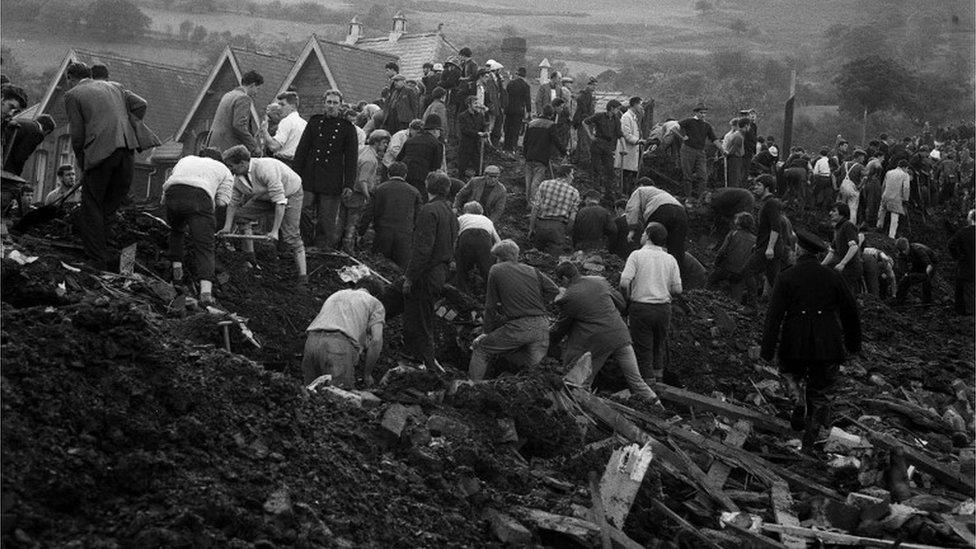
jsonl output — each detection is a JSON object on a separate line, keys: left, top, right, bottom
{"left": 278, "top": 36, "right": 399, "bottom": 118}
{"left": 175, "top": 46, "right": 295, "bottom": 159}
{"left": 343, "top": 12, "right": 457, "bottom": 81}
{"left": 14, "top": 49, "right": 205, "bottom": 201}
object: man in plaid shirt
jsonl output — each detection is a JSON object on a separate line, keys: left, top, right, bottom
{"left": 529, "top": 163, "right": 580, "bottom": 255}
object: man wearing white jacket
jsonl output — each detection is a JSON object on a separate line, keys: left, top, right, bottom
{"left": 616, "top": 97, "right": 644, "bottom": 197}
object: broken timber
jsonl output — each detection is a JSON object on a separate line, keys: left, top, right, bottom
{"left": 647, "top": 498, "right": 723, "bottom": 549}
{"left": 653, "top": 383, "right": 791, "bottom": 434}
{"left": 856, "top": 422, "right": 976, "bottom": 494}
{"left": 599, "top": 443, "right": 654, "bottom": 529}
{"left": 609, "top": 401, "right": 843, "bottom": 500}
{"left": 760, "top": 524, "right": 950, "bottom": 549}
{"left": 706, "top": 420, "right": 752, "bottom": 489}
{"left": 516, "top": 507, "right": 642, "bottom": 549}
{"left": 570, "top": 388, "right": 737, "bottom": 511}
{"left": 770, "top": 481, "right": 806, "bottom": 549}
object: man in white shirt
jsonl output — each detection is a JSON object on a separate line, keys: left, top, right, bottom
{"left": 161, "top": 148, "right": 235, "bottom": 303}
{"left": 260, "top": 91, "right": 306, "bottom": 164}
{"left": 219, "top": 145, "right": 308, "bottom": 284}
{"left": 44, "top": 164, "right": 81, "bottom": 206}
{"left": 811, "top": 147, "right": 834, "bottom": 210}
{"left": 303, "top": 277, "right": 385, "bottom": 388}
{"left": 619, "top": 222, "right": 682, "bottom": 383}
{"left": 455, "top": 201, "right": 501, "bottom": 294}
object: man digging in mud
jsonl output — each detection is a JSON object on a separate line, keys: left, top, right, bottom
{"left": 302, "top": 276, "right": 385, "bottom": 388}
{"left": 761, "top": 229, "right": 861, "bottom": 453}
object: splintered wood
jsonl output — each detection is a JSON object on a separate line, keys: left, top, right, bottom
{"left": 599, "top": 443, "right": 654, "bottom": 529}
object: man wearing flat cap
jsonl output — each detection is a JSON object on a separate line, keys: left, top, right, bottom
{"left": 454, "top": 164, "right": 506, "bottom": 223}
{"left": 676, "top": 103, "right": 721, "bottom": 198}
{"left": 761, "top": 227, "right": 861, "bottom": 452}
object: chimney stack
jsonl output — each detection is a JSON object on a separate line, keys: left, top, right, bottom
{"left": 389, "top": 11, "right": 406, "bottom": 42}
{"left": 345, "top": 16, "right": 362, "bottom": 45}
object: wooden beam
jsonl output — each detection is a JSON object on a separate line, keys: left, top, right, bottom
{"left": 761, "top": 524, "right": 949, "bottom": 549}
{"left": 599, "top": 444, "right": 654, "bottom": 529}
{"left": 856, "top": 423, "right": 976, "bottom": 494}
{"left": 722, "top": 521, "right": 788, "bottom": 549}
{"left": 614, "top": 403, "right": 843, "bottom": 500}
{"left": 589, "top": 471, "right": 613, "bottom": 549}
{"left": 707, "top": 420, "right": 752, "bottom": 488}
{"left": 517, "top": 507, "right": 643, "bottom": 549}
{"left": 653, "top": 383, "right": 791, "bottom": 434}
{"left": 769, "top": 482, "right": 806, "bottom": 549}
{"left": 648, "top": 498, "right": 723, "bottom": 549}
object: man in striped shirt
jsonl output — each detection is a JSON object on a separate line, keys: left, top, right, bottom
{"left": 529, "top": 163, "right": 580, "bottom": 256}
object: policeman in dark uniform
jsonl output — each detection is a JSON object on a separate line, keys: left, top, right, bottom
{"left": 761, "top": 228, "right": 861, "bottom": 452}
{"left": 293, "top": 89, "right": 359, "bottom": 249}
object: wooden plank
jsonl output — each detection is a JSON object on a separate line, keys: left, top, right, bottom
{"left": 857, "top": 423, "right": 976, "bottom": 494}
{"left": 572, "top": 388, "right": 738, "bottom": 512}
{"left": 648, "top": 498, "right": 723, "bottom": 549}
{"left": 517, "top": 507, "right": 643, "bottom": 549}
{"left": 770, "top": 482, "right": 807, "bottom": 549}
{"left": 613, "top": 403, "right": 843, "bottom": 500}
{"left": 669, "top": 441, "right": 738, "bottom": 512}
{"left": 941, "top": 514, "right": 976, "bottom": 548}
{"left": 722, "top": 521, "right": 788, "bottom": 549}
{"left": 761, "top": 524, "right": 949, "bottom": 549}
{"left": 599, "top": 443, "right": 654, "bottom": 529}
{"left": 589, "top": 471, "right": 613, "bottom": 549}
{"left": 706, "top": 420, "right": 752, "bottom": 488}
{"left": 653, "top": 383, "right": 792, "bottom": 434}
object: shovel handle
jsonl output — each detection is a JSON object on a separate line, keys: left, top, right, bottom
{"left": 217, "top": 233, "right": 271, "bottom": 241}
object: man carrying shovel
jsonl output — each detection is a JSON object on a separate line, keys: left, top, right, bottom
{"left": 220, "top": 145, "right": 308, "bottom": 285}
{"left": 161, "top": 147, "right": 234, "bottom": 304}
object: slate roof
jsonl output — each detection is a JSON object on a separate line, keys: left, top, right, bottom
{"left": 66, "top": 50, "right": 206, "bottom": 142}
{"left": 353, "top": 32, "right": 457, "bottom": 80}
{"left": 231, "top": 48, "right": 295, "bottom": 112}
{"left": 315, "top": 38, "right": 399, "bottom": 103}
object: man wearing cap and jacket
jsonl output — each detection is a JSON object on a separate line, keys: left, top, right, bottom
{"left": 457, "top": 97, "right": 487, "bottom": 178}
{"left": 676, "top": 103, "right": 721, "bottom": 198}
{"left": 762, "top": 228, "right": 861, "bottom": 452}
{"left": 483, "top": 60, "right": 506, "bottom": 146}
{"left": 503, "top": 68, "right": 532, "bottom": 152}
{"left": 397, "top": 114, "right": 444, "bottom": 201}
{"left": 572, "top": 78, "right": 598, "bottom": 165}
{"left": 454, "top": 164, "right": 507, "bottom": 222}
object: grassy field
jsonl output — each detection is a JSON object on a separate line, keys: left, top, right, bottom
{"left": 3, "top": 21, "right": 205, "bottom": 74}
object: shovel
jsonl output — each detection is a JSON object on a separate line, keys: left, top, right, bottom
{"left": 12, "top": 181, "right": 83, "bottom": 233}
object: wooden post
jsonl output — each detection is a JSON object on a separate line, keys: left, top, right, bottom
{"left": 781, "top": 69, "right": 796, "bottom": 155}
{"left": 861, "top": 108, "right": 868, "bottom": 147}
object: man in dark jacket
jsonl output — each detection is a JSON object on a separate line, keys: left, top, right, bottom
{"left": 3, "top": 114, "right": 56, "bottom": 176}
{"left": 551, "top": 261, "right": 660, "bottom": 404}
{"left": 523, "top": 105, "right": 566, "bottom": 199}
{"left": 894, "top": 237, "right": 937, "bottom": 305}
{"left": 293, "top": 89, "right": 359, "bottom": 249}
{"left": 453, "top": 164, "right": 507, "bottom": 222}
{"left": 948, "top": 209, "right": 975, "bottom": 315}
{"left": 371, "top": 161, "right": 422, "bottom": 268}
{"left": 403, "top": 171, "right": 459, "bottom": 371}
{"left": 762, "top": 228, "right": 861, "bottom": 452}
{"left": 503, "top": 67, "right": 531, "bottom": 151}
{"left": 584, "top": 99, "right": 623, "bottom": 195}
{"left": 457, "top": 97, "right": 487, "bottom": 178}
{"left": 572, "top": 78, "right": 597, "bottom": 166}
{"left": 572, "top": 191, "right": 616, "bottom": 251}
{"left": 396, "top": 114, "right": 444, "bottom": 201}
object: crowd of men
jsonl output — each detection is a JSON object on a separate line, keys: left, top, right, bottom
{"left": 2, "top": 49, "right": 974, "bottom": 455}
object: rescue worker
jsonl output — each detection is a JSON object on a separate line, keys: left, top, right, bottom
{"left": 761, "top": 228, "right": 861, "bottom": 452}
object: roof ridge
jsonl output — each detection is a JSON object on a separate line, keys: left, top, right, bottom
{"left": 357, "top": 31, "right": 442, "bottom": 41}
{"left": 72, "top": 49, "right": 206, "bottom": 76}
{"left": 229, "top": 46, "right": 296, "bottom": 62}
{"left": 315, "top": 37, "right": 399, "bottom": 59}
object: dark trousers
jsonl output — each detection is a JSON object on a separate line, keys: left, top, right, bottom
{"left": 533, "top": 218, "right": 567, "bottom": 256}
{"left": 165, "top": 185, "right": 216, "bottom": 280}
{"left": 491, "top": 111, "right": 504, "bottom": 145}
{"left": 76, "top": 148, "right": 134, "bottom": 263}
{"left": 726, "top": 156, "right": 747, "bottom": 187}
{"left": 454, "top": 229, "right": 493, "bottom": 293}
{"left": 781, "top": 359, "right": 839, "bottom": 449}
{"left": 373, "top": 226, "right": 412, "bottom": 268}
{"left": 647, "top": 204, "right": 688, "bottom": 281}
{"left": 458, "top": 140, "right": 479, "bottom": 178}
{"left": 747, "top": 249, "right": 782, "bottom": 298}
{"left": 680, "top": 144, "right": 707, "bottom": 197}
{"left": 897, "top": 271, "right": 934, "bottom": 304}
{"left": 811, "top": 175, "right": 833, "bottom": 209}
{"left": 503, "top": 114, "right": 522, "bottom": 151}
{"left": 403, "top": 263, "right": 447, "bottom": 367}
{"left": 590, "top": 143, "right": 615, "bottom": 194}
{"left": 955, "top": 277, "right": 974, "bottom": 315}
{"left": 301, "top": 192, "right": 341, "bottom": 248}
{"left": 628, "top": 302, "right": 671, "bottom": 379}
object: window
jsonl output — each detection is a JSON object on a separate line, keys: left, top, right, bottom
{"left": 32, "top": 151, "right": 48, "bottom": 200}
{"left": 56, "top": 135, "right": 75, "bottom": 171}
